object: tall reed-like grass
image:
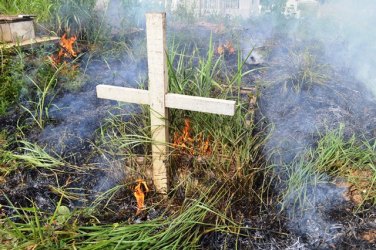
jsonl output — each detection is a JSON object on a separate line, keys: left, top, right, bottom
{"left": 166, "top": 38, "right": 267, "bottom": 197}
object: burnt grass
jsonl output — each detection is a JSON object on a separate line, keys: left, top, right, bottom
{"left": 1, "top": 26, "right": 376, "bottom": 249}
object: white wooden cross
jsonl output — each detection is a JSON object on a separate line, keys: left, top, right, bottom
{"left": 96, "top": 12, "right": 236, "bottom": 194}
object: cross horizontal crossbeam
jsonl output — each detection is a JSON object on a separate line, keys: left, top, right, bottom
{"left": 96, "top": 85, "right": 236, "bottom": 116}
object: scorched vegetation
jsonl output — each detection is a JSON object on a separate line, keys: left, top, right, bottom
{"left": 1, "top": 1, "right": 376, "bottom": 249}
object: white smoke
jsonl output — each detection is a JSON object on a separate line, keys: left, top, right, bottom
{"left": 302, "top": 0, "right": 376, "bottom": 96}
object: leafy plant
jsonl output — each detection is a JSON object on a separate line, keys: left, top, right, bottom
{"left": 0, "top": 48, "right": 26, "bottom": 115}
{"left": 21, "top": 69, "right": 57, "bottom": 129}
{"left": 11, "top": 140, "right": 64, "bottom": 169}
{"left": 0, "top": 131, "right": 15, "bottom": 175}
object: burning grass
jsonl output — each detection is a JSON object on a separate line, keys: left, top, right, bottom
{"left": 93, "top": 39, "right": 268, "bottom": 208}
{"left": 172, "top": 118, "right": 211, "bottom": 156}
{"left": 48, "top": 33, "right": 78, "bottom": 67}
{"left": 134, "top": 179, "right": 149, "bottom": 215}
{"left": 1, "top": 44, "right": 374, "bottom": 250}
{"left": 1, "top": 2, "right": 376, "bottom": 248}
{"left": 1, "top": 2, "right": 274, "bottom": 248}
{"left": 0, "top": 189, "right": 241, "bottom": 249}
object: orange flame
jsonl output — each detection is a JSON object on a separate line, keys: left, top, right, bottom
{"left": 217, "top": 41, "right": 235, "bottom": 55}
{"left": 173, "top": 119, "right": 211, "bottom": 156}
{"left": 60, "top": 34, "right": 77, "bottom": 57}
{"left": 48, "top": 33, "right": 77, "bottom": 67}
{"left": 217, "top": 44, "right": 225, "bottom": 55}
{"left": 134, "top": 179, "right": 149, "bottom": 215}
{"left": 224, "top": 41, "right": 235, "bottom": 54}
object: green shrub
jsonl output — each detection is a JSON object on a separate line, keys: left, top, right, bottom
{"left": 0, "top": 50, "right": 25, "bottom": 115}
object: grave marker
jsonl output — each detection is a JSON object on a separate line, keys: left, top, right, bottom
{"left": 96, "top": 12, "right": 236, "bottom": 193}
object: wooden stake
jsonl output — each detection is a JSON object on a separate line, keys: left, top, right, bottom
{"left": 146, "top": 12, "right": 169, "bottom": 194}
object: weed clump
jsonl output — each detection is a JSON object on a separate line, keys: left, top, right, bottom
{"left": 0, "top": 50, "right": 26, "bottom": 115}
{"left": 267, "top": 46, "right": 332, "bottom": 92}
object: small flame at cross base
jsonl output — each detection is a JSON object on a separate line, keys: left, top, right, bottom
{"left": 134, "top": 179, "right": 149, "bottom": 215}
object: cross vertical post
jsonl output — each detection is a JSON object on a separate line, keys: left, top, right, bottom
{"left": 146, "top": 13, "right": 169, "bottom": 194}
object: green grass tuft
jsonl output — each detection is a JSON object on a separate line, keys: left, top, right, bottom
{"left": 1, "top": 189, "right": 241, "bottom": 249}
{"left": 282, "top": 125, "right": 376, "bottom": 211}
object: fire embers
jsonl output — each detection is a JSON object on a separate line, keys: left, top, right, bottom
{"left": 134, "top": 179, "right": 149, "bottom": 215}
{"left": 216, "top": 41, "right": 235, "bottom": 56}
{"left": 173, "top": 119, "right": 211, "bottom": 157}
{"left": 48, "top": 34, "right": 78, "bottom": 68}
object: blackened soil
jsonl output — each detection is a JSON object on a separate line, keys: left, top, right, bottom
{"left": 333, "top": 206, "right": 376, "bottom": 250}
{"left": 1, "top": 26, "right": 376, "bottom": 250}
{"left": 253, "top": 38, "right": 376, "bottom": 248}
{"left": 200, "top": 205, "right": 376, "bottom": 250}
{"left": 0, "top": 167, "right": 102, "bottom": 212}
{"left": 0, "top": 165, "right": 164, "bottom": 224}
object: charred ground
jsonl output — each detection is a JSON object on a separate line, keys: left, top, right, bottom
{"left": 1, "top": 6, "right": 376, "bottom": 249}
